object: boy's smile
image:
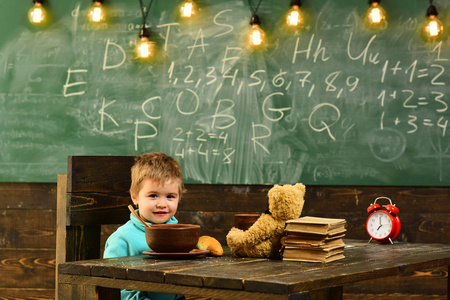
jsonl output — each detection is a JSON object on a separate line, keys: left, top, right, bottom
{"left": 131, "top": 178, "right": 180, "bottom": 224}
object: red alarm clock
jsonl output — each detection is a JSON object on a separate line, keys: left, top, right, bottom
{"left": 366, "top": 197, "right": 401, "bottom": 244}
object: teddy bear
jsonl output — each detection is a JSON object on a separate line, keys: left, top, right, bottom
{"left": 226, "top": 183, "right": 306, "bottom": 258}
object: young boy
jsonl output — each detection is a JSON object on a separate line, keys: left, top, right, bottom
{"left": 104, "top": 152, "right": 186, "bottom": 300}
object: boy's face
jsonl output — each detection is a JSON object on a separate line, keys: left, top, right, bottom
{"left": 131, "top": 178, "right": 180, "bottom": 224}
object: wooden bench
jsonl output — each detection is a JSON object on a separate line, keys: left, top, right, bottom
{"left": 56, "top": 155, "right": 450, "bottom": 299}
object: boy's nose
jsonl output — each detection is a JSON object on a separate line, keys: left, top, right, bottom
{"left": 155, "top": 200, "right": 167, "bottom": 208}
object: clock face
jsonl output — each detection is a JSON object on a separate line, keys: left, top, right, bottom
{"left": 366, "top": 211, "right": 394, "bottom": 240}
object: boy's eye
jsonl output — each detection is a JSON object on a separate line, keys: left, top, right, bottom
{"left": 149, "top": 194, "right": 157, "bottom": 198}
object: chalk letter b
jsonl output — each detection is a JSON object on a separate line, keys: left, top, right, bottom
{"left": 211, "top": 99, "right": 236, "bottom": 130}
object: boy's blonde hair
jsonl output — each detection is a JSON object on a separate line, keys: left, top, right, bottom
{"left": 130, "top": 152, "right": 184, "bottom": 197}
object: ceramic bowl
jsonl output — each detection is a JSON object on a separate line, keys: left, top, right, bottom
{"left": 234, "top": 214, "right": 260, "bottom": 230}
{"left": 145, "top": 224, "right": 200, "bottom": 253}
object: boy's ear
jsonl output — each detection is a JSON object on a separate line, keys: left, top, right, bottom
{"left": 130, "top": 190, "right": 138, "bottom": 206}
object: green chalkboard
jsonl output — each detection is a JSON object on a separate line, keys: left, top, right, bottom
{"left": 1, "top": 0, "right": 449, "bottom": 185}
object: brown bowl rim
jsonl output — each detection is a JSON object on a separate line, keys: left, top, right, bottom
{"left": 234, "top": 213, "right": 260, "bottom": 217}
{"left": 147, "top": 224, "right": 200, "bottom": 230}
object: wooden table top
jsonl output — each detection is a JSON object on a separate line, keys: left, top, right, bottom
{"left": 58, "top": 240, "right": 450, "bottom": 299}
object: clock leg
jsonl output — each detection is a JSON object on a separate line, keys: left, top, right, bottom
{"left": 388, "top": 237, "right": 393, "bottom": 244}
{"left": 368, "top": 238, "right": 372, "bottom": 243}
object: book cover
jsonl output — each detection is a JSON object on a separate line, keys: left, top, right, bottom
{"left": 282, "top": 251, "right": 345, "bottom": 263}
{"left": 281, "top": 245, "right": 345, "bottom": 263}
{"left": 285, "top": 216, "right": 347, "bottom": 235}
{"left": 281, "top": 236, "right": 346, "bottom": 249}
{"left": 281, "top": 231, "right": 346, "bottom": 241}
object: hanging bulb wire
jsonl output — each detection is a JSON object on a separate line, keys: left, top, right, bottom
{"left": 427, "top": 0, "right": 438, "bottom": 16}
{"left": 138, "top": 0, "right": 154, "bottom": 26}
{"left": 247, "top": 0, "right": 263, "bottom": 16}
{"left": 136, "top": 0, "right": 155, "bottom": 59}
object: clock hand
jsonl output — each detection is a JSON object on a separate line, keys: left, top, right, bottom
{"left": 376, "top": 216, "right": 382, "bottom": 230}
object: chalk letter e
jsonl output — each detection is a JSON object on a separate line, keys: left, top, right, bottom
{"left": 63, "top": 68, "right": 88, "bottom": 97}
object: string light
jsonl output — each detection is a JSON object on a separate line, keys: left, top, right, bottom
{"left": 364, "top": 0, "right": 387, "bottom": 30}
{"left": 136, "top": 27, "right": 154, "bottom": 59}
{"left": 247, "top": 0, "right": 266, "bottom": 48}
{"left": 28, "top": 0, "right": 47, "bottom": 25}
{"left": 180, "top": 0, "right": 197, "bottom": 18}
{"left": 248, "top": 14, "right": 266, "bottom": 47}
{"left": 285, "top": 0, "right": 303, "bottom": 29}
{"left": 135, "top": 0, "right": 155, "bottom": 61}
{"left": 87, "top": 0, "right": 106, "bottom": 23}
{"left": 423, "top": 0, "right": 444, "bottom": 41}
{"left": 27, "top": 0, "right": 446, "bottom": 47}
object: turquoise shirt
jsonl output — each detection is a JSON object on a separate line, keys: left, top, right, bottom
{"left": 104, "top": 211, "right": 184, "bottom": 300}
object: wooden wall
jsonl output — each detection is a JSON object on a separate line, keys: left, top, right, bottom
{"left": 0, "top": 183, "right": 57, "bottom": 299}
{"left": 0, "top": 182, "right": 448, "bottom": 299}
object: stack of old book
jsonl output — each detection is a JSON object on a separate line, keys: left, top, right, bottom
{"left": 281, "top": 216, "right": 347, "bottom": 263}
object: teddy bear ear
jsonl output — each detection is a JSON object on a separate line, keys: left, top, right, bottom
{"left": 294, "top": 183, "right": 305, "bottom": 191}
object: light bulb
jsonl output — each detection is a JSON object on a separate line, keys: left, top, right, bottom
{"left": 424, "top": 15, "right": 444, "bottom": 39}
{"left": 365, "top": 1, "right": 387, "bottom": 29}
{"left": 423, "top": 3, "right": 444, "bottom": 41}
{"left": 136, "top": 37, "right": 154, "bottom": 59}
{"left": 248, "top": 24, "right": 266, "bottom": 47}
{"left": 88, "top": 1, "right": 106, "bottom": 23}
{"left": 28, "top": 1, "right": 47, "bottom": 25}
{"left": 286, "top": 5, "right": 303, "bottom": 28}
{"left": 248, "top": 14, "right": 266, "bottom": 48}
{"left": 286, "top": 0, "right": 303, "bottom": 29}
{"left": 135, "top": 27, "right": 155, "bottom": 60}
{"left": 180, "top": 0, "right": 196, "bottom": 18}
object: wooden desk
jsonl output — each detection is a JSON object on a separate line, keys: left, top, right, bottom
{"left": 58, "top": 240, "right": 450, "bottom": 300}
